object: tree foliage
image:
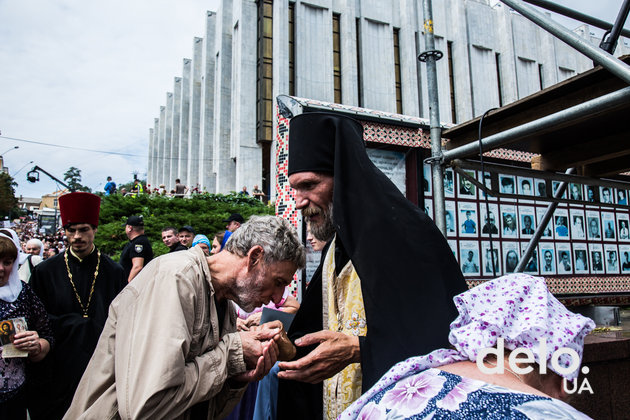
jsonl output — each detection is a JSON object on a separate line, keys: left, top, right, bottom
{"left": 63, "top": 166, "right": 91, "bottom": 192}
{"left": 0, "top": 172, "right": 18, "bottom": 218}
{"left": 95, "top": 193, "right": 274, "bottom": 260}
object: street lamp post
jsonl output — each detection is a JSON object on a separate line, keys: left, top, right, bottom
{"left": 0, "top": 146, "right": 19, "bottom": 157}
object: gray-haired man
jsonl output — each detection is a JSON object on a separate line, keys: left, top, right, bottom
{"left": 65, "top": 215, "right": 305, "bottom": 419}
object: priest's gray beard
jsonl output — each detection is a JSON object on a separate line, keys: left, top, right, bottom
{"left": 303, "top": 203, "right": 335, "bottom": 242}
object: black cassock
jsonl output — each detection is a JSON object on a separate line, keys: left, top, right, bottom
{"left": 278, "top": 113, "right": 468, "bottom": 419}
{"left": 28, "top": 249, "right": 125, "bottom": 420}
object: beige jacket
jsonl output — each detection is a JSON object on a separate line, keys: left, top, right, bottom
{"left": 64, "top": 246, "right": 247, "bottom": 420}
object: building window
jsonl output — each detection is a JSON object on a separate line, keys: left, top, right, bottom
{"left": 289, "top": 3, "right": 295, "bottom": 96}
{"left": 256, "top": 0, "right": 273, "bottom": 144}
{"left": 447, "top": 41, "right": 456, "bottom": 123}
{"left": 538, "top": 63, "right": 544, "bottom": 90}
{"left": 333, "top": 13, "right": 342, "bottom": 104}
{"left": 393, "top": 28, "right": 402, "bottom": 114}
{"left": 495, "top": 52, "right": 503, "bottom": 107}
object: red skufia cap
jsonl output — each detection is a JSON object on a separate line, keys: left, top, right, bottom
{"left": 59, "top": 192, "right": 101, "bottom": 227}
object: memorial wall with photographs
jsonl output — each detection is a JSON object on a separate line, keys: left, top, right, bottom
{"left": 424, "top": 165, "right": 630, "bottom": 278}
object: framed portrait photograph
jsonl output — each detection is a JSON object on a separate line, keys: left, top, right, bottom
{"left": 460, "top": 241, "right": 481, "bottom": 277}
{"left": 534, "top": 179, "right": 548, "bottom": 198}
{"left": 481, "top": 241, "right": 501, "bottom": 276}
{"left": 586, "top": 211, "right": 602, "bottom": 240}
{"left": 552, "top": 181, "right": 567, "bottom": 199}
{"left": 458, "top": 169, "right": 477, "bottom": 198}
{"left": 518, "top": 177, "right": 534, "bottom": 197}
{"left": 458, "top": 202, "right": 478, "bottom": 237}
{"left": 480, "top": 203, "right": 499, "bottom": 237}
{"left": 499, "top": 174, "right": 516, "bottom": 200}
{"left": 602, "top": 212, "right": 616, "bottom": 241}
{"left": 589, "top": 243, "right": 605, "bottom": 274}
{"left": 502, "top": 242, "right": 520, "bottom": 274}
{"left": 553, "top": 208, "right": 570, "bottom": 239}
{"left": 478, "top": 171, "right": 497, "bottom": 201}
{"left": 522, "top": 248, "right": 539, "bottom": 275}
{"left": 599, "top": 186, "right": 614, "bottom": 204}
{"left": 586, "top": 185, "right": 599, "bottom": 204}
{"left": 568, "top": 183, "right": 583, "bottom": 202}
{"left": 536, "top": 207, "right": 554, "bottom": 239}
{"left": 447, "top": 240, "right": 458, "bottom": 258}
{"left": 616, "top": 189, "right": 628, "bottom": 205}
{"left": 569, "top": 208, "right": 586, "bottom": 240}
{"left": 501, "top": 204, "right": 518, "bottom": 238}
{"left": 619, "top": 244, "right": 630, "bottom": 274}
{"left": 556, "top": 243, "right": 573, "bottom": 275}
{"left": 423, "top": 163, "right": 432, "bottom": 196}
{"left": 617, "top": 212, "right": 630, "bottom": 242}
{"left": 518, "top": 206, "right": 536, "bottom": 238}
{"left": 424, "top": 198, "right": 433, "bottom": 220}
{"left": 573, "top": 243, "right": 589, "bottom": 274}
{"left": 604, "top": 244, "right": 620, "bottom": 274}
{"left": 444, "top": 168, "right": 455, "bottom": 198}
{"left": 540, "top": 244, "right": 556, "bottom": 275}
{"left": 445, "top": 200, "right": 457, "bottom": 237}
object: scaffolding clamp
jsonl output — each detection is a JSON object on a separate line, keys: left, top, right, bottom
{"left": 417, "top": 50, "right": 443, "bottom": 62}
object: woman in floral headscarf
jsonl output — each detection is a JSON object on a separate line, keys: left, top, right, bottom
{"left": 340, "top": 274, "right": 594, "bottom": 420}
{"left": 0, "top": 229, "right": 53, "bottom": 419}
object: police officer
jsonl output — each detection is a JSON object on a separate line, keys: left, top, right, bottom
{"left": 120, "top": 215, "right": 153, "bottom": 282}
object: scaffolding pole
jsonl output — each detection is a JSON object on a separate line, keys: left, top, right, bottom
{"left": 523, "top": 0, "right": 630, "bottom": 39}
{"left": 516, "top": 168, "right": 575, "bottom": 273}
{"left": 420, "top": 0, "right": 446, "bottom": 235}
{"left": 442, "top": 86, "right": 630, "bottom": 163}
{"left": 500, "top": 0, "right": 630, "bottom": 85}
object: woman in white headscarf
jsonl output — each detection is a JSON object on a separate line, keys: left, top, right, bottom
{"left": 0, "top": 229, "right": 53, "bottom": 419}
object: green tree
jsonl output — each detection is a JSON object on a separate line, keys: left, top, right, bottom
{"left": 95, "top": 193, "right": 274, "bottom": 259}
{"left": 63, "top": 167, "right": 91, "bottom": 192}
{"left": 0, "top": 172, "right": 18, "bottom": 218}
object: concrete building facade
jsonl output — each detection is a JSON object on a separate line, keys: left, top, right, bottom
{"left": 147, "top": 0, "right": 629, "bottom": 196}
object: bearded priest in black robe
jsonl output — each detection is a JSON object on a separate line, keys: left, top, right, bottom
{"left": 277, "top": 112, "right": 467, "bottom": 419}
{"left": 28, "top": 192, "right": 126, "bottom": 420}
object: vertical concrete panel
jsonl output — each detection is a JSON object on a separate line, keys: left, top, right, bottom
{"left": 515, "top": 57, "right": 539, "bottom": 98}
{"left": 179, "top": 58, "right": 192, "bottom": 187}
{"left": 188, "top": 37, "right": 204, "bottom": 191}
{"left": 158, "top": 105, "right": 166, "bottom": 187}
{"left": 164, "top": 92, "right": 173, "bottom": 190}
{"left": 493, "top": 2, "right": 518, "bottom": 105}
{"left": 152, "top": 118, "right": 159, "bottom": 188}
{"left": 359, "top": 18, "right": 396, "bottom": 112}
{"left": 233, "top": 0, "right": 261, "bottom": 192}
{"left": 171, "top": 78, "right": 182, "bottom": 186}
{"left": 468, "top": 46, "right": 500, "bottom": 115}
{"left": 147, "top": 128, "right": 154, "bottom": 189}
{"left": 296, "top": 2, "right": 334, "bottom": 101}
{"left": 201, "top": 11, "right": 217, "bottom": 193}
{"left": 336, "top": 0, "right": 359, "bottom": 106}
{"left": 398, "top": 0, "right": 420, "bottom": 116}
{"left": 215, "top": 0, "right": 235, "bottom": 193}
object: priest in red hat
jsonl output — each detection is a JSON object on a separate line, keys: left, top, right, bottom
{"left": 28, "top": 192, "right": 126, "bottom": 420}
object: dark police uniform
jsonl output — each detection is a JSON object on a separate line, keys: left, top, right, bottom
{"left": 120, "top": 234, "right": 153, "bottom": 280}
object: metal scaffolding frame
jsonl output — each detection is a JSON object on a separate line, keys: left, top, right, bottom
{"left": 420, "top": 0, "right": 630, "bottom": 274}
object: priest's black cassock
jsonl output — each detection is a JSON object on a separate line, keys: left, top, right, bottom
{"left": 277, "top": 112, "right": 468, "bottom": 419}
{"left": 28, "top": 249, "right": 125, "bottom": 420}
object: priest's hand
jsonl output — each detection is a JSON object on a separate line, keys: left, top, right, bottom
{"left": 276, "top": 331, "right": 360, "bottom": 383}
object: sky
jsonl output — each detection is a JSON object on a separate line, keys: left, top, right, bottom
{"left": 0, "top": 0, "right": 627, "bottom": 199}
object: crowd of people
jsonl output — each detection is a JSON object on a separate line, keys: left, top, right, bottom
{"left": 0, "top": 112, "right": 596, "bottom": 419}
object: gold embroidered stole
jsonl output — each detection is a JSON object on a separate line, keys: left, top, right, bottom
{"left": 322, "top": 236, "right": 367, "bottom": 419}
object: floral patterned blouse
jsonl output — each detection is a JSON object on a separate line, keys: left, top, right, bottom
{"left": 0, "top": 281, "right": 54, "bottom": 402}
{"left": 349, "top": 368, "right": 590, "bottom": 419}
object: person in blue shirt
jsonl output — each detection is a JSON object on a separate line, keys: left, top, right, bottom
{"left": 104, "top": 177, "right": 116, "bottom": 195}
{"left": 461, "top": 210, "right": 476, "bottom": 234}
